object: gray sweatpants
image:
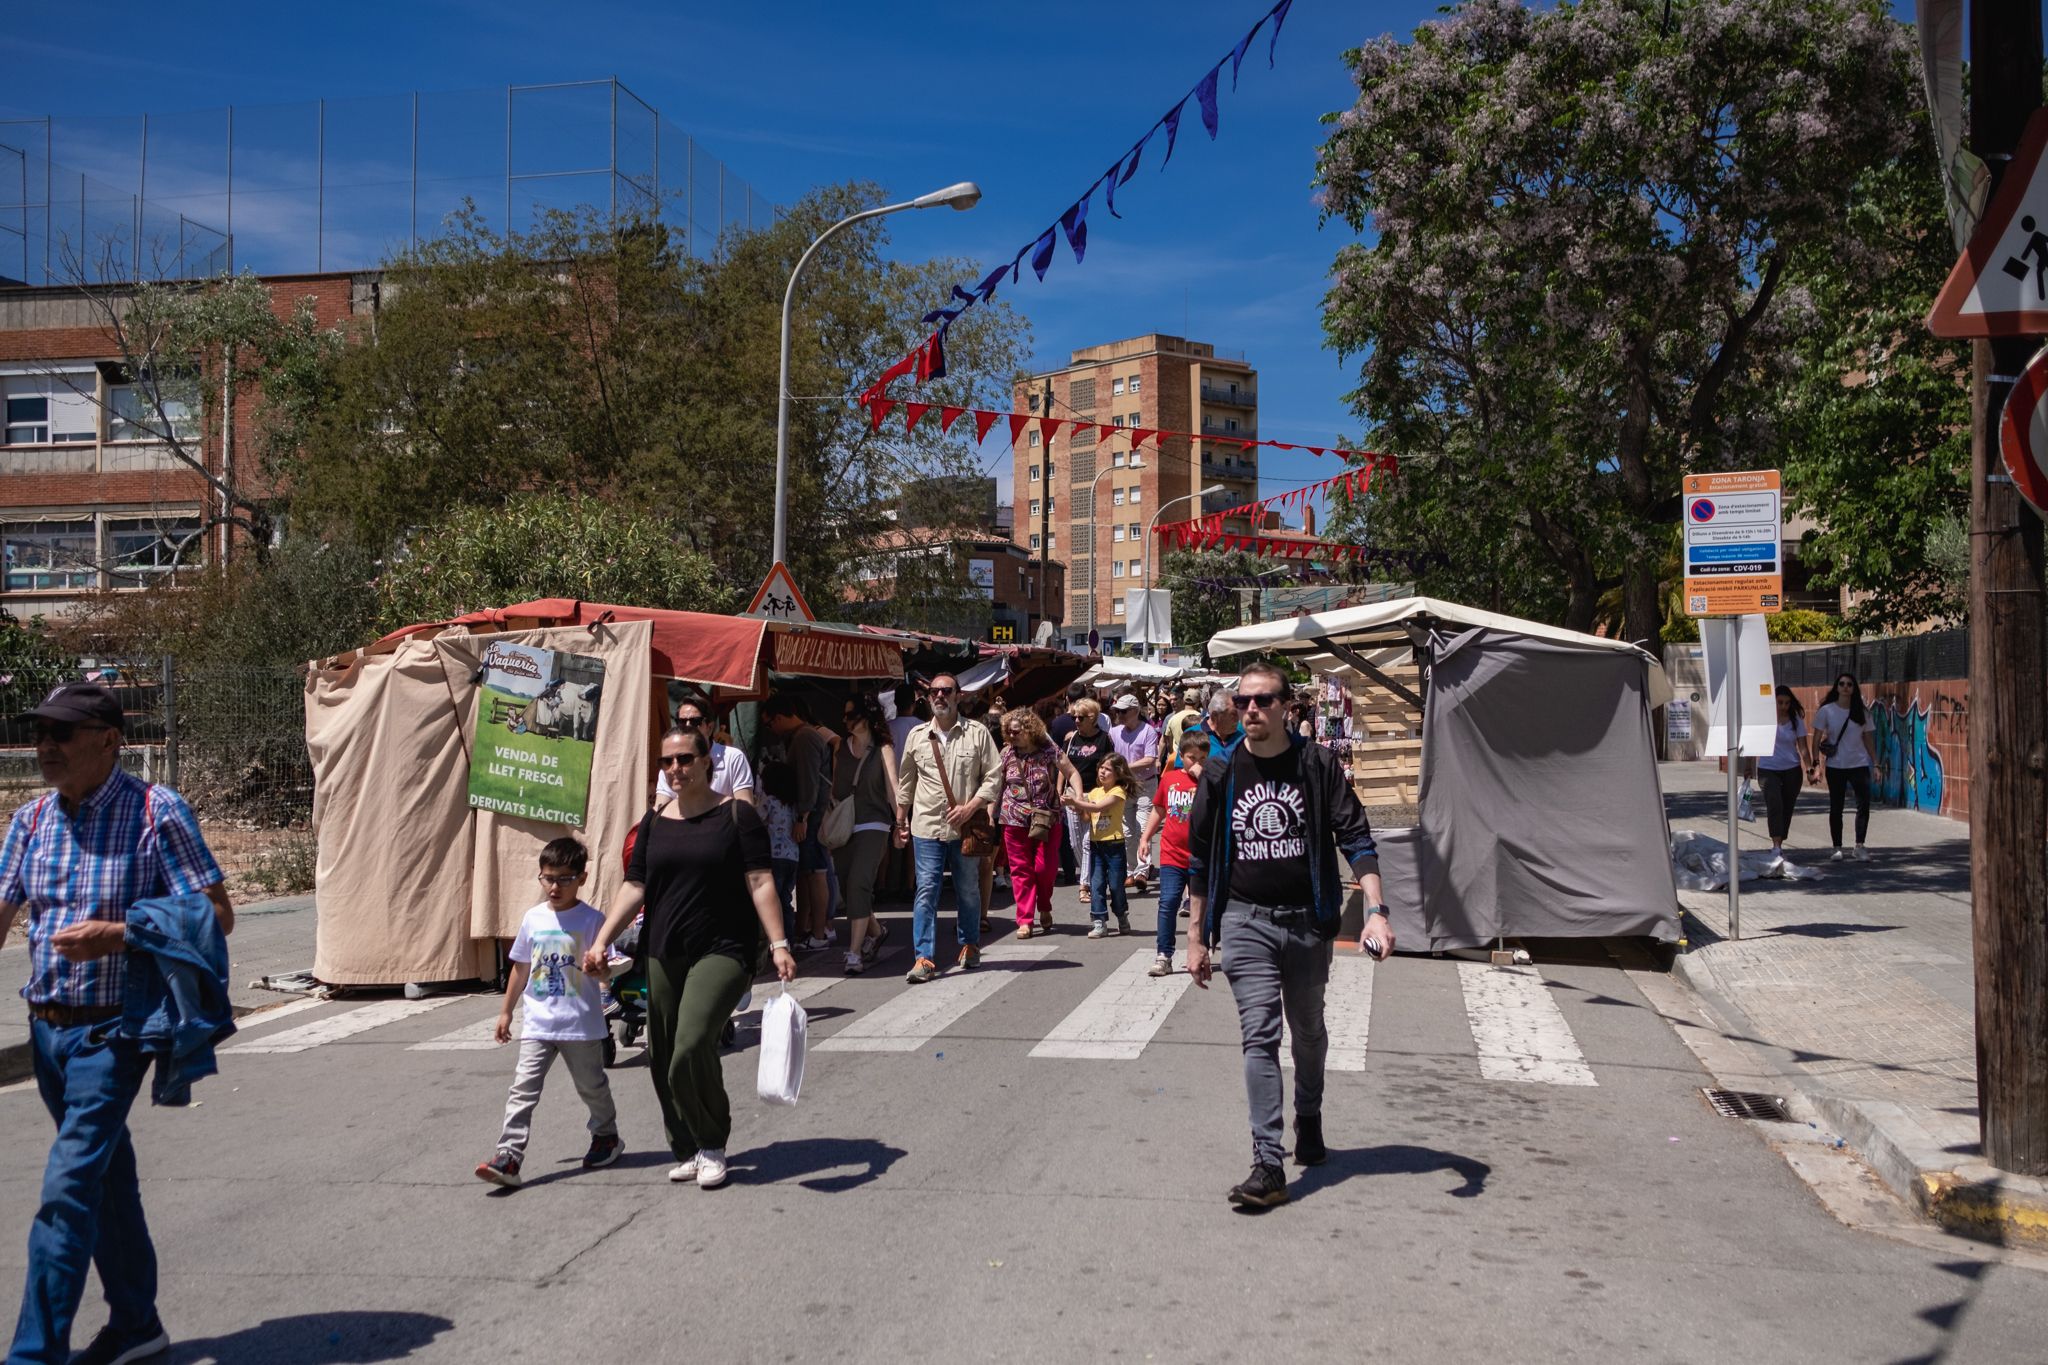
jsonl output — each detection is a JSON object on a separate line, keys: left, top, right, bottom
{"left": 1220, "top": 902, "right": 1333, "bottom": 1168}
{"left": 495, "top": 1038, "right": 618, "bottom": 1158}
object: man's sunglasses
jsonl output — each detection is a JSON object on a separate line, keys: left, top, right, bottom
{"left": 659, "top": 752, "right": 702, "bottom": 768}
{"left": 1232, "top": 692, "right": 1284, "bottom": 711}
{"left": 33, "top": 721, "right": 111, "bottom": 744}
{"left": 927, "top": 687, "right": 956, "bottom": 698}
{"left": 676, "top": 713, "right": 711, "bottom": 727}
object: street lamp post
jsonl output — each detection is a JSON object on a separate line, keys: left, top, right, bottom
{"left": 772, "top": 181, "right": 982, "bottom": 569}
{"left": 1081, "top": 453, "right": 1144, "bottom": 652}
{"left": 1141, "top": 483, "right": 1226, "bottom": 662}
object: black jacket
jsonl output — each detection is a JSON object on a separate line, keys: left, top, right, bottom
{"left": 1186, "top": 732, "right": 1379, "bottom": 947}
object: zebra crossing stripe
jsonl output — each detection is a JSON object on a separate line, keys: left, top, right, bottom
{"left": 1456, "top": 963, "right": 1596, "bottom": 1087}
{"left": 1282, "top": 953, "right": 1375, "bottom": 1071}
{"left": 221, "top": 996, "right": 465, "bottom": 1054}
{"left": 815, "top": 941, "right": 1057, "bottom": 1053}
{"left": 411, "top": 1006, "right": 521, "bottom": 1051}
{"left": 1030, "top": 949, "right": 1193, "bottom": 1060}
{"left": 236, "top": 997, "right": 328, "bottom": 1029}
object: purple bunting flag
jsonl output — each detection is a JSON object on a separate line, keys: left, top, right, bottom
{"left": 1230, "top": 24, "right": 1257, "bottom": 89}
{"left": 1159, "top": 98, "right": 1187, "bottom": 169}
{"left": 1196, "top": 66, "right": 1220, "bottom": 139}
{"left": 1060, "top": 196, "right": 1090, "bottom": 264}
{"left": 1029, "top": 226, "right": 1059, "bottom": 282}
{"left": 1269, "top": 0, "right": 1292, "bottom": 66}
{"left": 1104, "top": 162, "right": 1125, "bottom": 218}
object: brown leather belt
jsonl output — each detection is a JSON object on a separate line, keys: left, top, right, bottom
{"left": 27, "top": 1002, "right": 120, "bottom": 1027}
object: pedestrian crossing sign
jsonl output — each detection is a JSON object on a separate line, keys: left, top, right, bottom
{"left": 1930, "top": 107, "right": 2048, "bottom": 337}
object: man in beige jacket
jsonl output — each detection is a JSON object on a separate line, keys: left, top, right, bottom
{"left": 895, "top": 673, "right": 1001, "bottom": 982}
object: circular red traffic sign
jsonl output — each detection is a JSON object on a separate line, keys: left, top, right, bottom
{"left": 1998, "top": 345, "right": 2048, "bottom": 514}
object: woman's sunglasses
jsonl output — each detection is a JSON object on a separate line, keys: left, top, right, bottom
{"left": 659, "top": 752, "right": 702, "bottom": 768}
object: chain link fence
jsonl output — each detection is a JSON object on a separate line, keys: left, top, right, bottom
{"left": 0, "top": 658, "right": 313, "bottom": 897}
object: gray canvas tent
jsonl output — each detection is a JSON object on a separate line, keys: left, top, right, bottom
{"left": 1207, "top": 597, "right": 1680, "bottom": 951}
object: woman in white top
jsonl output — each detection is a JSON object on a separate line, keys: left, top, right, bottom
{"left": 1810, "top": 672, "right": 1878, "bottom": 861}
{"left": 1757, "top": 686, "right": 1810, "bottom": 871}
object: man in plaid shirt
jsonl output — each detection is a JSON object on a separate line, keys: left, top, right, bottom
{"left": 0, "top": 683, "right": 231, "bottom": 1365}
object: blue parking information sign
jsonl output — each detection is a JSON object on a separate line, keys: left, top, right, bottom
{"left": 1682, "top": 470, "right": 1783, "bottom": 616}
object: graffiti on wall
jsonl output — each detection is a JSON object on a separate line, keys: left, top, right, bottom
{"left": 1871, "top": 696, "right": 1946, "bottom": 815}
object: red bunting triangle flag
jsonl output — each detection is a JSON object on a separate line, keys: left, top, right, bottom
{"left": 1099, "top": 424, "right": 1118, "bottom": 444}
{"left": 869, "top": 398, "right": 898, "bottom": 431}
{"left": 904, "top": 403, "right": 932, "bottom": 432}
{"left": 1041, "top": 418, "right": 1065, "bottom": 444}
{"left": 940, "top": 406, "right": 965, "bottom": 433}
{"left": 973, "top": 410, "right": 1001, "bottom": 443}
{"left": 1131, "top": 428, "right": 1154, "bottom": 449}
{"left": 1307, "top": 447, "right": 1325, "bottom": 458}
{"left": 1008, "top": 414, "right": 1032, "bottom": 446}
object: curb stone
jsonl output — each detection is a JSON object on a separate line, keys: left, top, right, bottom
{"left": 1673, "top": 947, "right": 2048, "bottom": 1250}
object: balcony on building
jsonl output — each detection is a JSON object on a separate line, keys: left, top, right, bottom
{"left": 1198, "top": 380, "right": 1256, "bottom": 408}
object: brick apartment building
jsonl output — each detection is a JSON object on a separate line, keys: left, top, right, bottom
{"left": 1011, "top": 333, "right": 1258, "bottom": 651}
{"left": 0, "top": 272, "right": 371, "bottom": 616}
{"left": 848, "top": 477, "right": 1065, "bottom": 641}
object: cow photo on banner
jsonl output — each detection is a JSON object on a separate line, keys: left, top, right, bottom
{"left": 467, "top": 642, "right": 606, "bottom": 827}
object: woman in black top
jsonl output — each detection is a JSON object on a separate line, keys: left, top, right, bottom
{"left": 587, "top": 726, "right": 795, "bottom": 1189}
{"left": 1064, "top": 697, "right": 1116, "bottom": 907}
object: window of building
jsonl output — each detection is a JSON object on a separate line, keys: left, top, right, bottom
{"left": 3, "top": 374, "right": 96, "bottom": 446}
{"left": 1030, "top": 533, "right": 1041, "bottom": 550}
{"left": 1112, "top": 525, "right": 1124, "bottom": 542}
{"left": 1112, "top": 377, "right": 1125, "bottom": 395}
{"left": 1028, "top": 465, "right": 1040, "bottom": 483}
{"left": 1128, "top": 522, "right": 1141, "bottom": 539}
{"left": 1111, "top": 415, "right": 1124, "bottom": 428}
{"left": 1128, "top": 486, "right": 1141, "bottom": 505}
{"left": 2, "top": 521, "right": 98, "bottom": 591}
{"left": 107, "top": 516, "right": 203, "bottom": 587}
{"left": 1225, "top": 418, "right": 1239, "bottom": 434}
{"left": 1028, "top": 430, "right": 1040, "bottom": 448}
{"left": 1046, "top": 531, "right": 1056, "bottom": 548}
{"left": 1028, "top": 392, "right": 1041, "bottom": 412}
{"left": 1111, "top": 489, "right": 1124, "bottom": 507}
{"left": 1127, "top": 412, "right": 1140, "bottom": 427}
{"left": 1029, "top": 499, "right": 1041, "bottom": 517}
{"left": 1112, "top": 449, "right": 1125, "bottom": 467}
{"left": 1113, "top": 597, "right": 1125, "bottom": 617}
{"left": 1128, "top": 376, "right": 1142, "bottom": 394}
{"left": 107, "top": 376, "right": 199, "bottom": 443}
{"left": 1112, "top": 560, "right": 1123, "bottom": 578}
{"left": 1132, "top": 558, "right": 1145, "bottom": 576}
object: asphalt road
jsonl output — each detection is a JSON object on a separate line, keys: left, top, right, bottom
{"left": 0, "top": 910, "right": 2041, "bottom": 1364}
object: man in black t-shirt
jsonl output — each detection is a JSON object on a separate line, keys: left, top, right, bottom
{"left": 1187, "top": 660, "right": 1390, "bottom": 1210}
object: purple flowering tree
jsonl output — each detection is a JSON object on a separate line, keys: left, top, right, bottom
{"left": 1316, "top": 0, "right": 1918, "bottom": 638}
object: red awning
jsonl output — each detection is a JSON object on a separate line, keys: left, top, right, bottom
{"left": 375, "top": 599, "right": 768, "bottom": 692}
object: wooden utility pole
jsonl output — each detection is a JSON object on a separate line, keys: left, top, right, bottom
{"left": 1968, "top": 0, "right": 2048, "bottom": 1175}
{"left": 1037, "top": 377, "right": 1053, "bottom": 639}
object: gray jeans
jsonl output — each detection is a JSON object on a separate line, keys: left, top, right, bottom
{"left": 495, "top": 1038, "right": 618, "bottom": 1158}
{"left": 1220, "top": 902, "right": 1332, "bottom": 1167}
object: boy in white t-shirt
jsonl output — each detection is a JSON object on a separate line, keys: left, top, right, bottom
{"left": 475, "top": 836, "right": 623, "bottom": 1188}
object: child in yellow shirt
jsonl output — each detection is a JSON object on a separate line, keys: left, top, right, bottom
{"left": 1066, "top": 755, "right": 1132, "bottom": 938}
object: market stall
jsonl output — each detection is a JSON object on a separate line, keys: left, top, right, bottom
{"left": 1207, "top": 596, "right": 1679, "bottom": 952}
{"left": 307, "top": 600, "right": 918, "bottom": 987}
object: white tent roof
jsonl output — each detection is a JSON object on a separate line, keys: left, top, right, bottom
{"left": 1207, "top": 595, "right": 1672, "bottom": 707}
{"left": 1076, "top": 656, "right": 1188, "bottom": 685}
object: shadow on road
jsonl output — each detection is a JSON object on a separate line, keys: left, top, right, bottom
{"left": 1289, "top": 1143, "right": 1491, "bottom": 1205}
{"left": 733, "top": 1136, "right": 907, "bottom": 1192}
{"left": 170, "top": 1311, "right": 452, "bottom": 1363}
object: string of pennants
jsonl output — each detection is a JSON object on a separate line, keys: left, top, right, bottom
{"left": 856, "top": 0, "right": 1296, "bottom": 404}
{"left": 863, "top": 395, "right": 1401, "bottom": 477}
{"left": 1195, "top": 464, "right": 1386, "bottom": 527}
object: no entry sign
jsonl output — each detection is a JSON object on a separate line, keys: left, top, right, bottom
{"left": 1998, "top": 345, "right": 2048, "bottom": 515}
{"left": 1682, "top": 470, "right": 1783, "bottom": 616}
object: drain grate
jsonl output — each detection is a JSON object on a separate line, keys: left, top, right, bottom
{"left": 1702, "top": 1087, "right": 1790, "bottom": 1122}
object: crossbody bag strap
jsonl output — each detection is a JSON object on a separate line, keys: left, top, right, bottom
{"left": 928, "top": 732, "right": 961, "bottom": 808}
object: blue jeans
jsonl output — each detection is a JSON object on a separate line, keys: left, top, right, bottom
{"left": 911, "top": 836, "right": 982, "bottom": 963}
{"left": 1089, "top": 841, "right": 1128, "bottom": 923}
{"left": 10, "top": 1019, "right": 157, "bottom": 1365}
{"left": 1155, "top": 863, "right": 1189, "bottom": 958}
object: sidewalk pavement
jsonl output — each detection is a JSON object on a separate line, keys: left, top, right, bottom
{"left": 1661, "top": 760, "right": 2048, "bottom": 1248}
{"left": 0, "top": 893, "right": 316, "bottom": 1084}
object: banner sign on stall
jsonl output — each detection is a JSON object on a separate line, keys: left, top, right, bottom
{"left": 769, "top": 630, "right": 905, "bottom": 681}
{"left": 1682, "top": 470, "right": 1783, "bottom": 616}
{"left": 468, "top": 642, "right": 606, "bottom": 827}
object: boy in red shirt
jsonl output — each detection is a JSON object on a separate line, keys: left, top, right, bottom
{"left": 1140, "top": 730, "right": 1211, "bottom": 976}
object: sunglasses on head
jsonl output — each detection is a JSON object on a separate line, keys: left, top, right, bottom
{"left": 33, "top": 721, "right": 110, "bottom": 744}
{"left": 1232, "top": 692, "right": 1283, "bottom": 711}
{"left": 659, "top": 752, "right": 702, "bottom": 768}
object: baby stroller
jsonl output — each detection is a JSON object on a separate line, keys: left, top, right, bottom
{"left": 601, "top": 915, "right": 648, "bottom": 1068}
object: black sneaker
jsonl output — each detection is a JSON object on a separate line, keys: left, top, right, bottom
{"left": 475, "top": 1152, "right": 522, "bottom": 1188}
{"left": 71, "top": 1318, "right": 170, "bottom": 1364}
{"left": 1294, "top": 1114, "right": 1327, "bottom": 1167}
{"left": 582, "top": 1134, "right": 624, "bottom": 1170}
{"left": 1228, "top": 1162, "right": 1290, "bottom": 1210}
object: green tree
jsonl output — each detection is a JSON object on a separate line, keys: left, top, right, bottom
{"left": 1158, "top": 549, "right": 1270, "bottom": 662}
{"left": 374, "top": 495, "right": 734, "bottom": 629}
{"left": 288, "top": 189, "right": 1029, "bottom": 613}
{"left": 1315, "top": 0, "right": 1919, "bottom": 639}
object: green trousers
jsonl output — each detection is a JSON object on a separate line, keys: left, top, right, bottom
{"left": 647, "top": 952, "right": 754, "bottom": 1157}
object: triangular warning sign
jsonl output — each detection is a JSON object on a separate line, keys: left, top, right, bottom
{"left": 744, "top": 562, "right": 816, "bottom": 623}
{"left": 1931, "top": 108, "right": 2048, "bottom": 337}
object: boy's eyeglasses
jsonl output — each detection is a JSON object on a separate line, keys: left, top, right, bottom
{"left": 659, "top": 752, "right": 702, "bottom": 768}
{"left": 537, "top": 873, "right": 582, "bottom": 887}
{"left": 1233, "top": 692, "right": 1283, "bottom": 710}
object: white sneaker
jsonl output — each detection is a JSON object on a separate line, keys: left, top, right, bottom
{"left": 1854, "top": 845, "right": 1871, "bottom": 861}
{"left": 1830, "top": 848, "right": 1847, "bottom": 862}
{"left": 667, "top": 1155, "right": 701, "bottom": 1183}
{"left": 1149, "top": 954, "right": 1173, "bottom": 978}
{"left": 695, "top": 1147, "right": 729, "bottom": 1189}
{"left": 1764, "top": 854, "right": 1786, "bottom": 877}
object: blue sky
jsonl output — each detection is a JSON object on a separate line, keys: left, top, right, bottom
{"left": 1, "top": 0, "right": 1443, "bottom": 505}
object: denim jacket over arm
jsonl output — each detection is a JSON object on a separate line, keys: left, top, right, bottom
{"left": 1185, "top": 732, "right": 1380, "bottom": 948}
{"left": 103, "top": 892, "right": 236, "bottom": 1106}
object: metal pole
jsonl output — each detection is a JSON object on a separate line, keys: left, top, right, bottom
{"left": 609, "top": 80, "right": 617, "bottom": 227}
{"left": 505, "top": 85, "right": 514, "bottom": 241}
{"left": 1037, "top": 378, "right": 1051, "bottom": 639}
{"left": 409, "top": 93, "right": 418, "bottom": 252}
{"left": 136, "top": 113, "right": 147, "bottom": 278}
{"left": 161, "top": 654, "right": 178, "bottom": 789}
{"left": 225, "top": 105, "right": 233, "bottom": 274}
{"left": 1726, "top": 615, "right": 1741, "bottom": 942}
{"left": 316, "top": 99, "right": 324, "bottom": 271}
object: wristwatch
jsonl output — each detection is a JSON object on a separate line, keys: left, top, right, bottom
{"left": 770, "top": 938, "right": 791, "bottom": 951}
{"left": 1362, "top": 904, "right": 1390, "bottom": 920}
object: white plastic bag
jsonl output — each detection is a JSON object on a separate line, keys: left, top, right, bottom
{"left": 755, "top": 984, "right": 807, "bottom": 1105}
{"left": 1737, "top": 778, "right": 1756, "bottom": 823}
